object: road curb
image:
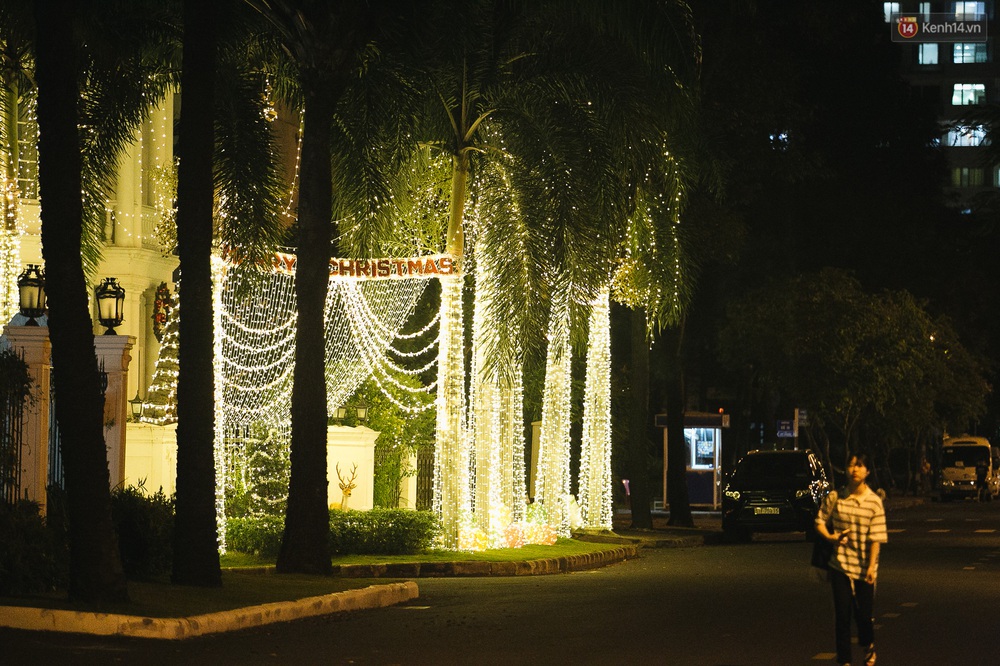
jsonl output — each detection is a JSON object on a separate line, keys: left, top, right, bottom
{"left": 329, "top": 545, "right": 638, "bottom": 577}
{"left": 0, "top": 546, "right": 636, "bottom": 639}
{"left": 0, "top": 581, "right": 418, "bottom": 640}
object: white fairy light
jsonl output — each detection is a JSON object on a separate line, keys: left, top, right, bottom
{"left": 579, "top": 286, "right": 613, "bottom": 530}
{"left": 433, "top": 274, "right": 470, "bottom": 548}
{"left": 534, "top": 297, "right": 573, "bottom": 537}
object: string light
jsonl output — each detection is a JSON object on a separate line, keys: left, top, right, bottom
{"left": 433, "top": 274, "right": 470, "bottom": 548}
{"left": 579, "top": 286, "right": 613, "bottom": 529}
{"left": 534, "top": 294, "right": 573, "bottom": 538}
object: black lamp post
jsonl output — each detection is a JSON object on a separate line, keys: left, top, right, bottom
{"left": 17, "top": 264, "right": 46, "bottom": 325}
{"left": 334, "top": 405, "right": 347, "bottom": 425}
{"left": 95, "top": 277, "right": 125, "bottom": 334}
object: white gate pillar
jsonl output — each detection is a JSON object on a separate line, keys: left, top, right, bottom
{"left": 95, "top": 334, "right": 136, "bottom": 489}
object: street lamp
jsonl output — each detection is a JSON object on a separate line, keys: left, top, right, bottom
{"left": 95, "top": 277, "right": 125, "bottom": 334}
{"left": 17, "top": 264, "right": 46, "bottom": 325}
{"left": 129, "top": 392, "right": 144, "bottom": 421}
{"left": 355, "top": 399, "right": 369, "bottom": 424}
{"left": 334, "top": 405, "right": 347, "bottom": 424}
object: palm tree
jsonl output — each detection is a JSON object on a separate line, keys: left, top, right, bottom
{"left": 171, "top": 0, "right": 291, "bottom": 585}
{"left": 32, "top": 0, "right": 128, "bottom": 603}
{"left": 398, "top": 0, "right": 699, "bottom": 541}
{"left": 171, "top": 0, "right": 222, "bottom": 588}
{"left": 248, "top": 0, "right": 425, "bottom": 574}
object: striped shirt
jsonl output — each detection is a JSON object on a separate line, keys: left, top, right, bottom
{"left": 815, "top": 486, "right": 887, "bottom": 580}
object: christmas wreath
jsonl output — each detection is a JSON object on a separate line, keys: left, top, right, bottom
{"left": 152, "top": 282, "right": 172, "bottom": 342}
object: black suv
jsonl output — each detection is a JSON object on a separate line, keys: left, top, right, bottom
{"left": 721, "top": 449, "right": 830, "bottom": 541}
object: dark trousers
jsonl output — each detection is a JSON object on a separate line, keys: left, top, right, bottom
{"left": 830, "top": 569, "right": 875, "bottom": 663}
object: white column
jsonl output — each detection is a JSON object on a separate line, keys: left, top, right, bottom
{"left": 95, "top": 334, "right": 136, "bottom": 489}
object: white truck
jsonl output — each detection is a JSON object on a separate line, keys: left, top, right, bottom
{"left": 939, "top": 435, "right": 999, "bottom": 502}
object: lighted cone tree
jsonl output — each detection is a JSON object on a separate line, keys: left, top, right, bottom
{"left": 579, "top": 286, "right": 613, "bottom": 530}
{"left": 142, "top": 290, "right": 179, "bottom": 424}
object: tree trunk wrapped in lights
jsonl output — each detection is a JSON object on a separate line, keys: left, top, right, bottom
{"left": 433, "top": 274, "right": 470, "bottom": 548}
{"left": 579, "top": 286, "right": 613, "bottom": 530}
{"left": 470, "top": 244, "right": 528, "bottom": 546}
{"left": 534, "top": 290, "right": 573, "bottom": 537}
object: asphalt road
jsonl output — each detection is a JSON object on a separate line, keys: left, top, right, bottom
{"left": 2, "top": 499, "right": 998, "bottom": 666}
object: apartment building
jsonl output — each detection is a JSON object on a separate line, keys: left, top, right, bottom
{"left": 887, "top": 1, "right": 999, "bottom": 210}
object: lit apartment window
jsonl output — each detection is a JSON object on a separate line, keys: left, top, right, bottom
{"left": 919, "top": 44, "right": 939, "bottom": 64}
{"left": 954, "top": 43, "right": 989, "bottom": 63}
{"left": 954, "top": 2, "right": 985, "bottom": 20}
{"left": 919, "top": 2, "right": 932, "bottom": 19}
{"left": 952, "top": 83, "right": 986, "bottom": 104}
{"left": 946, "top": 125, "right": 988, "bottom": 146}
{"left": 952, "top": 167, "right": 984, "bottom": 186}
{"left": 884, "top": 2, "right": 900, "bottom": 22}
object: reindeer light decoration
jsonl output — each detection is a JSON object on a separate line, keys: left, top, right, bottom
{"left": 335, "top": 462, "right": 359, "bottom": 511}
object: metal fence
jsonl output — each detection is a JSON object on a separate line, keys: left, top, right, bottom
{"left": 416, "top": 447, "right": 434, "bottom": 510}
{"left": 47, "top": 368, "right": 64, "bottom": 489}
{"left": 1, "top": 367, "right": 26, "bottom": 506}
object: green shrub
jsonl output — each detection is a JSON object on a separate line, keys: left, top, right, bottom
{"left": 330, "top": 508, "right": 438, "bottom": 555}
{"left": 226, "top": 514, "right": 284, "bottom": 558}
{"left": 0, "top": 500, "right": 67, "bottom": 595}
{"left": 110, "top": 484, "right": 174, "bottom": 580}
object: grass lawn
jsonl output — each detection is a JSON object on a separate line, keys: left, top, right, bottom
{"left": 0, "top": 538, "right": 625, "bottom": 618}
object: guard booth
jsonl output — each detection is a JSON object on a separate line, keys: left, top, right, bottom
{"left": 657, "top": 411, "right": 730, "bottom": 509}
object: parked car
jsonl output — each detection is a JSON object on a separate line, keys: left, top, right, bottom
{"left": 721, "top": 449, "right": 830, "bottom": 541}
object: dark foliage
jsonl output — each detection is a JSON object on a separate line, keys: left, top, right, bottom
{"left": 110, "top": 485, "right": 175, "bottom": 580}
{"left": 0, "top": 500, "right": 67, "bottom": 596}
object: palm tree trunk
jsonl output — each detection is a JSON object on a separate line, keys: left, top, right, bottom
{"left": 172, "top": 0, "right": 222, "bottom": 587}
{"left": 432, "top": 148, "right": 472, "bottom": 547}
{"left": 33, "top": 0, "right": 127, "bottom": 603}
{"left": 278, "top": 73, "right": 334, "bottom": 574}
{"left": 537, "top": 291, "right": 573, "bottom": 536}
{"left": 626, "top": 306, "right": 653, "bottom": 529}
{"left": 662, "top": 322, "right": 693, "bottom": 527}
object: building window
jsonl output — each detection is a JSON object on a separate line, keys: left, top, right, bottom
{"left": 919, "top": 2, "right": 932, "bottom": 19}
{"left": 919, "top": 43, "right": 939, "bottom": 65}
{"left": 952, "top": 83, "right": 986, "bottom": 104}
{"left": 946, "top": 125, "right": 988, "bottom": 146}
{"left": 884, "top": 2, "right": 900, "bottom": 22}
{"left": 954, "top": 43, "right": 989, "bottom": 63}
{"left": 952, "top": 167, "right": 984, "bottom": 186}
{"left": 954, "top": 2, "right": 985, "bottom": 20}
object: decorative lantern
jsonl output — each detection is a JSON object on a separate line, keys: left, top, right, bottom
{"left": 17, "top": 264, "right": 46, "bottom": 325}
{"left": 355, "top": 399, "right": 369, "bottom": 423}
{"left": 95, "top": 277, "right": 125, "bottom": 335}
{"left": 129, "top": 392, "right": 144, "bottom": 420}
